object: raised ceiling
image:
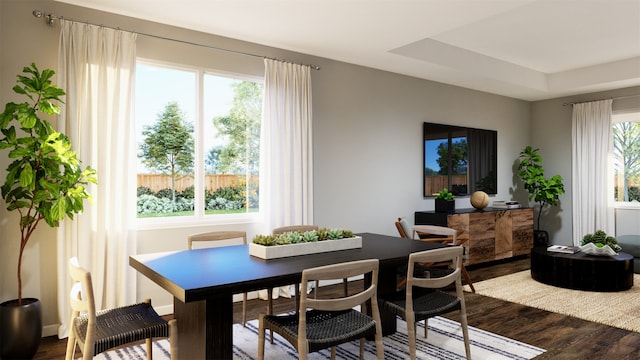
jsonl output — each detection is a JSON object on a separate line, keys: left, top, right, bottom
{"left": 55, "top": 0, "right": 640, "bottom": 101}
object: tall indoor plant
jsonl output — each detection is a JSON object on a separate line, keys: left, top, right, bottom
{"left": 0, "top": 63, "right": 96, "bottom": 359}
{"left": 517, "top": 146, "right": 565, "bottom": 245}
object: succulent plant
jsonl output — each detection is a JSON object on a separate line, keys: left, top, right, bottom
{"left": 252, "top": 227, "right": 355, "bottom": 246}
{"left": 317, "top": 228, "right": 329, "bottom": 241}
{"left": 252, "top": 234, "right": 276, "bottom": 246}
{"left": 302, "top": 230, "right": 319, "bottom": 242}
{"left": 581, "top": 230, "right": 621, "bottom": 252}
{"left": 327, "top": 228, "right": 343, "bottom": 239}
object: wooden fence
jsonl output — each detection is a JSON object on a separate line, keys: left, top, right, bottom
{"left": 424, "top": 175, "right": 467, "bottom": 196}
{"left": 138, "top": 174, "right": 259, "bottom": 193}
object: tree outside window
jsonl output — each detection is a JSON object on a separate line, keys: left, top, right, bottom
{"left": 612, "top": 113, "right": 640, "bottom": 203}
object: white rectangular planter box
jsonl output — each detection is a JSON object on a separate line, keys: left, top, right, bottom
{"left": 249, "top": 236, "right": 362, "bottom": 260}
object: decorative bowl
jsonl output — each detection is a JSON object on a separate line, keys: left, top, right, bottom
{"left": 580, "top": 242, "right": 618, "bottom": 256}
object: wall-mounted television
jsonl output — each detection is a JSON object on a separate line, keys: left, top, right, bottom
{"left": 423, "top": 122, "right": 497, "bottom": 197}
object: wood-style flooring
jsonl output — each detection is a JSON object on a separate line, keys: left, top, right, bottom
{"left": 34, "top": 255, "right": 640, "bottom": 359}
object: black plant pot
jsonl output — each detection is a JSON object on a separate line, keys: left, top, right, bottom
{"left": 435, "top": 199, "right": 455, "bottom": 213}
{"left": 534, "top": 230, "right": 549, "bottom": 247}
{"left": 0, "top": 298, "right": 42, "bottom": 360}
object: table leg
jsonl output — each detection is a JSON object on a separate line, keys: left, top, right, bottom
{"left": 376, "top": 267, "right": 398, "bottom": 335}
{"left": 174, "top": 294, "right": 233, "bottom": 359}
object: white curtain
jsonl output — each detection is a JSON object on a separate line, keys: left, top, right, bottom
{"left": 56, "top": 20, "right": 137, "bottom": 338}
{"left": 571, "top": 99, "right": 614, "bottom": 245}
{"left": 259, "top": 59, "right": 313, "bottom": 298}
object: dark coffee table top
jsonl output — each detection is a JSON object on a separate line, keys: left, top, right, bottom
{"left": 530, "top": 246, "right": 634, "bottom": 292}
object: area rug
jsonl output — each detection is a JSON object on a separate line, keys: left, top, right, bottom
{"left": 93, "top": 316, "right": 545, "bottom": 359}
{"left": 474, "top": 270, "right": 640, "bottom": 333}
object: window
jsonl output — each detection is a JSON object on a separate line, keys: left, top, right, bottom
{"left": 135, "top": 61, "right": 262, "bottom": 220}
{"left": 612, "top": 112, "right": 640, "bottom": 204}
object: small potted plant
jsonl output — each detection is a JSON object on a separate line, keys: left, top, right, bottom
{"left": 517, "top": 146, "right": 565, "bottom": 245}
{"left": 434, "top": 188, "right": 456, "bottom": 213}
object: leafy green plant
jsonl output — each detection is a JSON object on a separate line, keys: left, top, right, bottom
{"left": 0, "top": 64, "right": 97, "bottom": 304}
{"left": 517, "top": 146, "right": 565, "bottom": 231}
{"left": 252, "top": 228, "right": 354, "bottom": 246}
{"left": 434, "top": 188, "right": 455, "bottom": 200}
{"left": 581, "top": 230, "right": 621, "bottom": 252}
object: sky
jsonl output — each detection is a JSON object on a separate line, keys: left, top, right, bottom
{"left": 135, "top": 62, "right": 238, "bottom": 173}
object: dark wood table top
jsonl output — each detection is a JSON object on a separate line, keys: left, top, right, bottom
{"left": 130, "top": 232, "right": 445, "bottom": 303}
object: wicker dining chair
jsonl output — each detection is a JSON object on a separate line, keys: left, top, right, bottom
{"left": 188, "top": 230, "right": 259, "bottom": 326}
{"left": 379, "top": 246, "right": 471, "bottom": 360}
{"left": 395, "top": 218, "right": 475, "bottom": 293}
{"left": 65, "top": 257, "right": 177, "bottom": 360}
{"left": 258, "top": 258, "right": 384, "bottom": 360}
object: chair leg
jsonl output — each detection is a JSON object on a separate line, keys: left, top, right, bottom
{"left": 461, "top": 265, "right": 475, "bottom": 293}
{"left": 407, "top": 317, "right": 417, "bottom": 360}
{"left": 267, "top": 288, "right": 274, "bottom": 344}
{"left": 359, "top": 339, "right": 364, "bottom": 359}
{"left": 242, "top": 292, "right": 248, "bottom": 326}
{"left": 64, "top": 328, "right": 76, "bottom": 360}
{"left": 342, "top": 278, "right": 349, "bottom": 296}
{"left": 258, "top": 314, "right": 266, "bottom": 360}
{"left": 168, "top": 318, "right": 178, "bottom": 360}
{"left": 146, "top": 338, "right": 153, "bottom": 360}
{"left": 460, "top": 311, "right": 471, "bottom": 359}
{"left": 331, "top": 346, "right": 336, "bottom": 360}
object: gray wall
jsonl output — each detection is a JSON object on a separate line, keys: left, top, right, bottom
{"left": 530, "top": 86, "right": 640, "bottom": 245}
{"left": 2, "top": 0, "right": 637, "bottom": 336}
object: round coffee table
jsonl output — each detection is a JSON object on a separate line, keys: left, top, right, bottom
{"left": 530, "top": 246, "right": 634, "bottom": 292}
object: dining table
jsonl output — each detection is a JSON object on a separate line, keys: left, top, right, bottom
{"left": 129, "top": 232, "right": 445, "bottom": 359}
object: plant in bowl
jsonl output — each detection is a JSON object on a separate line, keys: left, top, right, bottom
{"left": 434, "top": 188, "right": 455, "bottom": 213}
{"left": 580, "top": 230, "right": 621, "bottom": 255}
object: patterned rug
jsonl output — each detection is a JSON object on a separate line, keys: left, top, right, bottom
{"left": 93, "top": 316, "right": 544, "bottom": 359}
{"left": 474, "top": 270, "right": 640, "bottom": 333}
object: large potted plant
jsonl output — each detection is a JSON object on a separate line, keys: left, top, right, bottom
{"left": 517, "top": 146, "right": 565, "bottom": 246}
{"left": 0, "top": 64, "right": 96, "bottom": 359}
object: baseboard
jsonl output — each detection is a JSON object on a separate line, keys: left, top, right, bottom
{"left": 43, "top": 323, "right": 59, "bottom": 337}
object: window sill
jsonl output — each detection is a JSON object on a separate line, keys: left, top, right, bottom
{"left": 135, "top": 212, "right": 261, "bottom": 231}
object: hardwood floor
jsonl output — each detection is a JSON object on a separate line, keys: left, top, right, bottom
{"left": 35, "top": 255, "right": 640, "bottom": 359}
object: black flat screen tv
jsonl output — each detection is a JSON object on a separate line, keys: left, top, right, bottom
{"left": 423, "top": 122, "right": 497, "bottom": 197}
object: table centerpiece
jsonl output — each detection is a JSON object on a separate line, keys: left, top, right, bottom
{"left": 249, "top": 228, "right": 361, "bottom": 259}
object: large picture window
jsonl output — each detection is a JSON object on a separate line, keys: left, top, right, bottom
{"left": 135, "top": 61, "right": 262, "bottom": 219}
{"left": 612, "top": 112, "right": 640, "bottom": 204}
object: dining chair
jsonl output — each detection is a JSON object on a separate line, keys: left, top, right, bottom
{"left": 65, "top": 257, "right": 177, "bottom": 360}
{"left": 258, "top": 258, "right": 384, "bottom": 360}
{"left": 188, "top": 230, "right": 259, "bottom": 326}
{"left": 395, "top": 218, "right": 475, "bottom": 293}
{"left": 378, "top": 246, "right": 471, "bottom": 360}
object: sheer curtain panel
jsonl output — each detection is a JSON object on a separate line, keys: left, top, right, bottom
{"left": 259, "top": 59, "right": 313, "bottom": 298}
{"left": 56, "top": 19, "right": 137, "bottom": 338}
{"left": 571, "top": 99, "right": 614, "bottom": 245}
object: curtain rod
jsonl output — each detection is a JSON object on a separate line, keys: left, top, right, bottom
{"left": 31, "top": 9, "right": 320, "bottom": 70}
{"left": 562, "top": 94, "right": 639, "bottom": 106}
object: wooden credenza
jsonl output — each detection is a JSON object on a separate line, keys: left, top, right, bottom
{"left": 415, "top": 207, "right": 533, "bottom": 265}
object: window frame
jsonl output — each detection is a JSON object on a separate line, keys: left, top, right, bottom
{"left": 610, "top": 111, "right": 640, "bottom": 209}
{"left": 134, "top": 58, "right": 264, "bottom": 229}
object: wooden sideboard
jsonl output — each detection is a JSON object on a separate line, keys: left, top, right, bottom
{"left": 415, "top": 207, "right": 534, "bottom": 265}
